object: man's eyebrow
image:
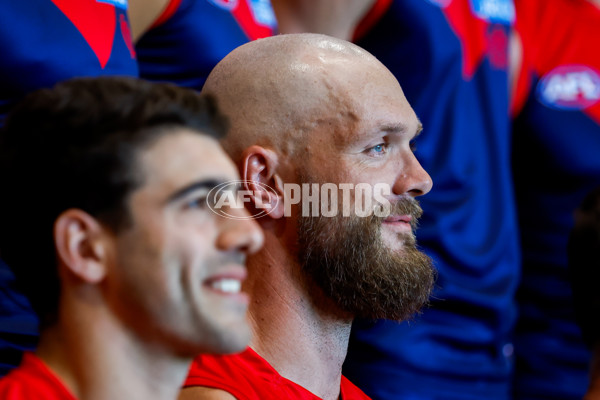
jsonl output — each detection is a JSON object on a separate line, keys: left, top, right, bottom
{"left": 380, "top": 123, "right": 407, "bottom": 134}
{"left": 379, "top": 121, "right": 423, "bottom": 137}
{"left": 166, "top": 179, "right": 233, "bottom": 204}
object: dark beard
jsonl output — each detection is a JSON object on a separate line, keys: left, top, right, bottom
{"left": 297, "top": 197, "right": 435, "bottom": 321}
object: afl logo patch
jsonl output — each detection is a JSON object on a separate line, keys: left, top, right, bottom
{"left": 537, "top": 65, "right": 600, "bottom": 110}
{"left": 207, "top": 0, "right": 238, "bottom": 11}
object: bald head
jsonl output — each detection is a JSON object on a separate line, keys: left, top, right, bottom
{"left": 203, "top": 34, "right": 434, "bottom": 324}
{"left": 202, "top": 33, "right": 406, "bottom": 162}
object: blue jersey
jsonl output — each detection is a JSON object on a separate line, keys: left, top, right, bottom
{"left": 343, "top": 1, "right": 519, "bottom": 399}
{"left": 0, "top": 0, "right": 138, "bottom": 122}
{"left": 511, "top": 0, "right": 600, "bottom": 398}
{"left": 0, "top": 0, "right": 138, "bottom": 375}
{"left": 136, "top": 0, "right": 277, "bottom": 90}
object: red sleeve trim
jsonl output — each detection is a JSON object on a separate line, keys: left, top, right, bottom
{"left": 150, "top": 0, "right": 183, "bottom": 29}
{"left": 353, "top": 0, "right": 393, "bottom": 41}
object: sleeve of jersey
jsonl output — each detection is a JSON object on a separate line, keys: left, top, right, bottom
{"left": 184, "top": 354, "right": 257, "bottom": 400}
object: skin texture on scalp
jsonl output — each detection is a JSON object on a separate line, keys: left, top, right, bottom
{"left": 203, "top": 33, "right": 403, "bottom": 163}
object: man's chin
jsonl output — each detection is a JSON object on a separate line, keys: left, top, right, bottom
{"left": 380, "top": 227, "right": 415, "bottom": 252}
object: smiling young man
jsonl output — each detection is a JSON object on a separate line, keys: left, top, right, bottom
{"left": 178, "top": 33, "right": 435, "bottom": 400}
{"left": 0, "top": 77, "right": 263, "bottom": 400}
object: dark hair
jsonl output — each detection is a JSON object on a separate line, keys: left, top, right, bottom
{"left": 0, "top": 77, "right": 228, "bottom": 327}
{"left": 568, "top": 186, "right": 600, "bottom": 348}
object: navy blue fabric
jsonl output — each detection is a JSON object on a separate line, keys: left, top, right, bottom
{"left": 512, "top": 95, "right": 598, "bottom": 400}
{"left": 136, "top": 0, "right": 276, "bottom": 91}
{"left": 0, "top": 259, "right": 38, "bottom": 377}
{"left": 0, "top": 0, "right": 138, "bottom": 123}
{"left": 343, "top": 1, "right": 519, "bottom": 399}
{"left": 509, "top": 2, "right": 600, "bottom": 397}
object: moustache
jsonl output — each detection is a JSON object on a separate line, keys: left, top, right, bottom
{"left": 378, "top": 197, "right": 423, "bottom": 230}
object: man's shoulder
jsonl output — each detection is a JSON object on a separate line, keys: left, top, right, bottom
{"left": 0, "top": 353, "right": 76, "bottom": 400}
{"left": 184, "top": 349, "right": 361, "bottom": 400}
{"left": 184, "top": 348, "right": 271, "bottom": 400}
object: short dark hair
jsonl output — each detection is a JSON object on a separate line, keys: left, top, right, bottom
{"left": 0, "top": 77, "right": 228, "bottom": 327}
{"left": 568, "top": 186, "right": 600, "bottom": 348}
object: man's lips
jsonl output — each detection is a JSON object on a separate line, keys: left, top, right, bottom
{"left": 382, "top": 215, "right": 414, "bottom": 233}
{"left": 203, "top": 266, "right": 248, "bottom": 296}
{"left": 383, "top": 215, "right": 413, "bottom": 224}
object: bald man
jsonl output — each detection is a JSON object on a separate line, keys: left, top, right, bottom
{"left": 179, "top": 33, "right": 435, "bottom": 400}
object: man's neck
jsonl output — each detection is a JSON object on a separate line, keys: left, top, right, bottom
{"left": 272, "top": 0, "right": 377, "bottom": 41}
{"left": 244, "top": 233, "right": 353, "bottom": 400}
{"left": 36, "top": 291, "right": 191, "bottom": 400}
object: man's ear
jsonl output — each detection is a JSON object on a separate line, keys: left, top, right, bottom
{"left": 54, "top": 209, "right": 109, "bottom": 283}
{"left": 240, "top": 145, "right": 286, "bottom": 219}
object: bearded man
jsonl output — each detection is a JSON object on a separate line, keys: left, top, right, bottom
{"left": 179, "top": 33, "right": 435, "bottom": 400}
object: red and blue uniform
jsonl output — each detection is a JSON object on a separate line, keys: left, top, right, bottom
{"left": 0, "top": 0, "right": 138, "bottom": 122}
{"left": 510, "top": 0, "right": 600, "bottom": 398}
{"left": 0, "top": 0, "right": 138, "bottom": 375}
{"left": 135, "top": 0, "right": 277, "bottom": 90}
{"left": 343, "top": 1, "right": 519, "bottom": 399}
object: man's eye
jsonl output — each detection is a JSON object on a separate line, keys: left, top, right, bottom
{"left": 186, "top": 196, "right": 208, "bottom": 209}
{"left": 367, "top": 143, "right": 387, "bottom": 155}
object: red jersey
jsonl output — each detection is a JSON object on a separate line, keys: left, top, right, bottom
{"left": 0, "top": 353, "right": 76, "bottom": 399}
{"left": 185, "top": 348, "right": 371, "bottom": 400}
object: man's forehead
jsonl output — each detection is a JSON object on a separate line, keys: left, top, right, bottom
{"left": 309, "top": 97, "right": 420, "bottom": 146}
{"left": 139, "top": 130, "right": 238, "bottom": 187}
